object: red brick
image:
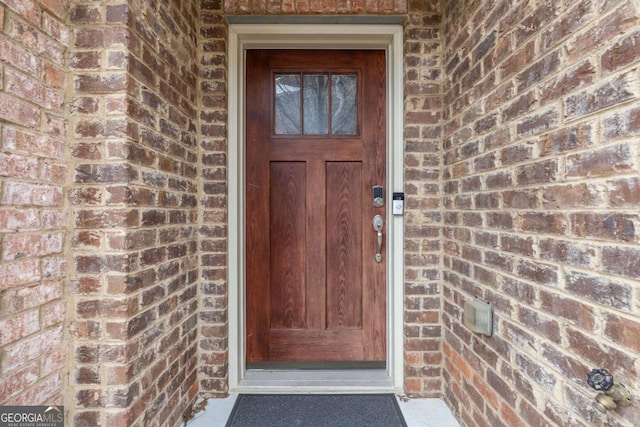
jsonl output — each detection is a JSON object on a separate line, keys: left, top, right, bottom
{"left": 516, "top": 159, "right": 558, "bottom": 185}
{"left": 5, "top": 70, "right": 63, "bottom": 109}
{"left": 541, "top": 344, "right": 588, "bottom": 384}
{"left": 0, "top": 152, "right": 39, "bottom": 179}
{"left": 486, "top": 369, "right": 515, "bottom": 406}
{"left": 44, "top": 62, "right": 66, "bottom": 88}
{"left": 13, "top": 373, "right": 63, "bottom": 405}
{"left": 500, "top": 404, "right": 527, "bottom": 427}
{"left": 42, "top": 13, "right": 69, "bottom": 46}
{"left": 0, "top": 309, "right": 40, "bottom": 344}
{"left": 602, "top": 246, "right": 640, "bottom": 279}
{"left": 2, "top": 232, "right": 63, "bottom": 260}
{"left": 566, "top": 327, "right": 636, "bottom": 373}
{"left": 486, "top": 82, "right": 515, "bottom": 114}
{"left": 485, "top": 250, "right": 513, "bottom": 272}
{"left": 520, "top": 212, "right": 567, "bottom": 235}
{"left": 74, "top": 73, "right": 127, "bottom": 94}
{"left": 516, "top": 108, "right": 558, "bottom": 137}
{"left": 539, "top": 60, "right": 596, "bottom": 105}
{"left": 70, "top": 4, "right": 102, "bottom": 24}
{"left": 603, "top": 103, "right": 640, "bottom": 139}
{"left": 474, "top": 192, "right": 499, "bottom": 209}
{"left": 39, "top": 0, "right": 66, "bottom": 18}
{"left": 2, "top": 126, "right": 64, "bottom": 159}
{"left": 518, "top": 306, "right": 561, "bottom": 344}
{"left": 106, "top": 4, "right": 129, "bottom": 23}
{"left": 1, "top": 280, "right": 63, "bottom": 313}
{"left": 571, "top": 212, "right": 636, "bottom": 242}
{"left": 604, "top": 314, "right": 640, "bottom": 352}
{"left": 73, "top": 411, "right": 100, "bottom": 427}
{"left": 539, "top": 239, "right": 595, "bottom": 267}
{"left": 0, "top": 258, "right": 41, "bottom": 290}
{"left": 566, "top": 144, "right": 635, "bottom": 178}
{"left": 500, "top": 143, "right": 533, "bottom": 166}
{"left": 516, "top": 259, "right": 558, "bottom": 285}
{"left": 485, "top": 171, "right": 512, "bottom": 189}
{"left": 42, "top": 255, "right": 65, "bottom": 278}
{"left": 515, "top": 1, "right": 559, "bottom": 47}
{"left": 40, "top": 160, "right": 67, "bottom": 183}
{"left": 42, "top": 300, "right": 65, "bottom": 328}
{"left": 542, "top": 183, "right": 600, "bottom": 208}
{"left": 517, "top": 50, "right": 561, "bottom": 91}
{"left": 0, "top": 363, "right": 39, "bottom": 400}
{"left": 566, "top": 270, "right": 632, "bottom": 311}
{"left": 500, "top": 40, "right": 535, "bottom": 80}
{"left": 2, "top": 326, "right": 63, "bottom": 371}
{"left": 75, "top": 163, "right": 136, "bottom": 184}
{"left": 518, "top": 399, "right": 548, "bottom": 427}
{"left": 566, "top": 1, "right": 638, "bottom": 61}
{"left": 541, "top": 0, "right": 594, "bottom": 52}
{"left": 42, "top": 207, "right": 67, "bottom": 228}
{"left": 564, "top": 73, "right": 637, "bottom": 119}
{"left": 75, "top": 254, "right": 130, "bottom": 274}
{"left": 3, "top": 0, "right": 40, "bottom": 25}
{"left": 503, "top": 91, "right": 536, "bottom": 121}
{"left": 0, "top": 93, "right": 40, "bottom": 128}
{"left": 75, "top": 28, "right": 128, "bottom": 49}
{"left": 515, "top": 352, "right": 557, "bottom": 392}
{"left": 487, "top": 212, "right": 512, "bottom": 230}
{"left": 608, "top": 177, "right": 640, "bottom": 207}
{"left": 540, "top": 290, "right": 596, "bottom": 331}
{"left": 0, "top": 208, "right": 40, "bottom": 231}
{"left": 0, "top": 34, "right": 41, "bottom": 76}
{"left": 502, "top": 190, "right": 538, "bottom": 209}
{"left": 2, "top": 182, "right": 63, "bottom": 206}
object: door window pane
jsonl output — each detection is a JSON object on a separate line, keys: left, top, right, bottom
{"left": 275, "top": 74, "right": 301, "bottom": 134}
{"left": 303, "top": 75, "right": 329, "bottom": 135}
{"left": 274, "top": 73, "right": 358, "bottom": 136}
{"left": 331, "top": 75, "right": 357, "bottom": 135}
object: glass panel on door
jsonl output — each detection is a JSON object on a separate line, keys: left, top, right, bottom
{"left": 274, "top": 73, "right": 358, "bottom": 136}
{"left": 275, "top": 74, "right": 301, "bottom": 134}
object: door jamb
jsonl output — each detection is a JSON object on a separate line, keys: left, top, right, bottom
{"left": 227, "top": 23, "right": 404, "bottom": 391}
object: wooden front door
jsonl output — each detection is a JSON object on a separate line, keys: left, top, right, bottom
{"left": 245, "top": 50, "right": 386, "bottom": 363}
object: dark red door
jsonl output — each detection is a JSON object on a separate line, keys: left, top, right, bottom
{"left": 246, "top": 50, "right": 387, "bottom": 363}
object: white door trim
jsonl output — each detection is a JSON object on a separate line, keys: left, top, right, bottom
{"left": 227, "top": 23, "right": 404, "bottom": 392}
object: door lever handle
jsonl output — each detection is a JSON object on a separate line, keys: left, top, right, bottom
{"left": 372, "top": 215, "right": 384, "bottom": 263}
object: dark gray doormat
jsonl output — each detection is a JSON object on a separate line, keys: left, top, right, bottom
{"left": 225, "top": 394, "right": 407, "bottom": 427}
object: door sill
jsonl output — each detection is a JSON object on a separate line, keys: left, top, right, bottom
{"left": 247, "top": 361, "right": 386, "bottom": 370}
{"left": 234, "top": 369, "right": 398, "bottom": 393}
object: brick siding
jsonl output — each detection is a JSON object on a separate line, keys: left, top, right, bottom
{"left": 1, "top": 0, "right": 639, "bottom": 426}
{"left": 198, "top": 0, "right": 230, "bottom": 397}
{"left": 403, "top": 0, "right": 444, "bottom": 396}
{"left": 68, "top": 1, "right": 199, "bottom": 425}
{"left": 442, "top": 0, "right": 640, "bottom": 425}
{"left": 0, "top": 0, "right": 67, "bottom": 408}
{"left": 197, "top": 0, "right": 445, "bottom": 398}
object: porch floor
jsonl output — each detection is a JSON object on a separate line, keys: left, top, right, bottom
{"left": 185, "top": 394, "right": 461, "bottom": 427}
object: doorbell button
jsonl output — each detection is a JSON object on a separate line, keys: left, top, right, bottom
{"left": 392, "top": 192, "right": 404, "bottom": 215}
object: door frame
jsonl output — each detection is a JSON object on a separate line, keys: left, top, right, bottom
{"left": 227, "top": 22, "right": 404, "bottom": 392}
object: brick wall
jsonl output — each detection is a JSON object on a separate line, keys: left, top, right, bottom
{"left": 197, "top": 0, "right": 446, "bottom": 398}
{"left": 403, "top": 0, "right": 445, "bottom": 396}
{"left": 68, "top": 1, "right": 200, "bottom": 425}
{"left": 442, "top": 0, "right": 640, "bottom": 425}
{"left": 4, "top": 0, "right": 638, "bottom": 425}
{"left": 198, "top": 0, "right": 230, "bottom": 397}
{"left": 0, "top": 0, "right": 68, "bottom": 407}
